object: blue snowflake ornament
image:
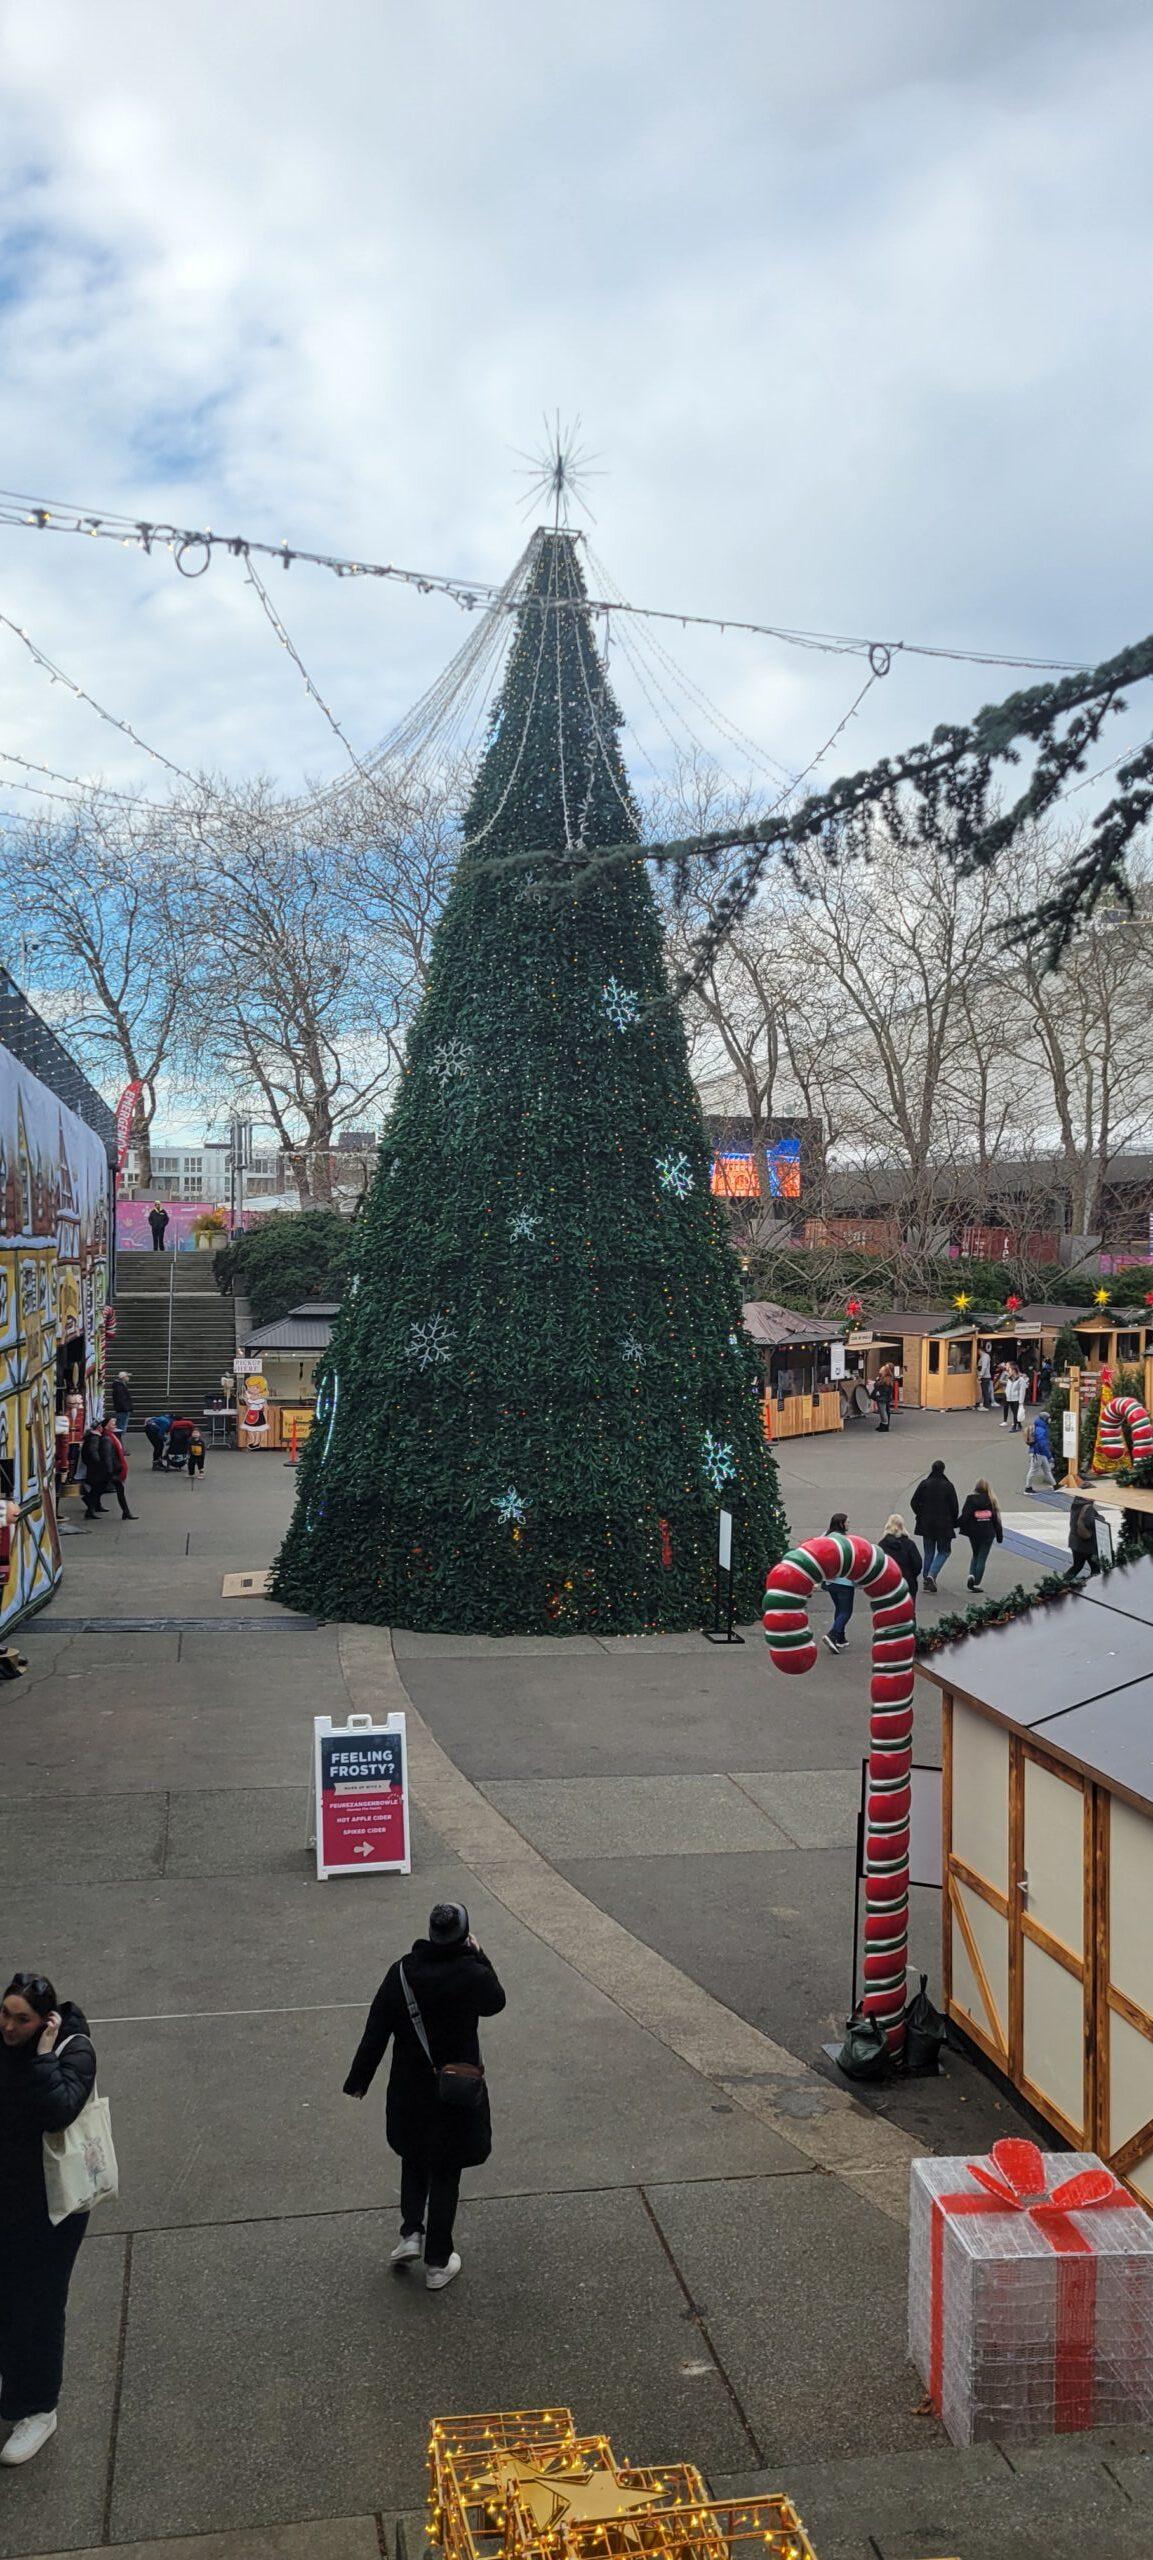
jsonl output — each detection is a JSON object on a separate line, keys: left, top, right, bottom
{"left": 701, "top": 1429, "right": 736, "bottom": 1493}
{"left": 656, "top": 1150, "right": 694, "bottom": 1200}
{"left": 493, "top": 1485, "right": 526, "bottom": 1526}
{"left": 601, "top": 977, "right": 640, "bottom": 1031}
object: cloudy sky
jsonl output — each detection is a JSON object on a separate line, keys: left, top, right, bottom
{"left": 1, "top": 0, "right": 1151, "bottom": 819}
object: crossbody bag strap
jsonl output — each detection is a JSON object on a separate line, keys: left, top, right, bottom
{"left": 398, "top": 1964, "right": 435, "bottom": 2071}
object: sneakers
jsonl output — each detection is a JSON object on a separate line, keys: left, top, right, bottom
{"left": 923, "top": 1574, "right": 937, "bottom": 1592}
{"left": 1, "top": 2411, "right": 58, "bottom": 2465}
{"left": 426, "top": 2251, "right": 462, "bottom": 2292}
{"left": 390, "top": 2231, "right": 423, "bottom": 2265}
{"left": 822, "top": 1631, "right": 843, "bottom": 1654}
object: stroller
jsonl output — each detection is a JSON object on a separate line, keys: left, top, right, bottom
{"left": 165, "top": 1418, "right": 196, "bottom": 1471}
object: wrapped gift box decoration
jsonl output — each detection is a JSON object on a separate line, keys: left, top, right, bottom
{"left": 909, "top": 2139, "right": 1153, "bottom": 2446}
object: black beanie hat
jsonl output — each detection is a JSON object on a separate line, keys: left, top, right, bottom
{"left": 429, "top": 1901, "right": 469, "bottom": 1946}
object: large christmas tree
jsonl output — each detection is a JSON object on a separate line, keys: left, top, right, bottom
{"left": 273, "top": 527, "right": 788, "bottom": 1632}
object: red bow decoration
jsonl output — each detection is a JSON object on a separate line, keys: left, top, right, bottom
{"left": 1005, "top": 1293, "right": 1021, "bottom": 1313}
{"left": 965, "top": 2138, "right": 1121, "bottom": 2224}
{"left": 929, "top": 2140, "right": 1131, "bottom": 2433}
{"left": 845, "top": 1296, "right": 863, "bottom": 1319}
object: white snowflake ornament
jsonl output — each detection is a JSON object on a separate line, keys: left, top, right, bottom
{"left": 405, "top": 1314, "right": 455, "bottom": 1371}
{"left": 620, "top": 1334, "right": 646, "bottom": 1364}
{"left": 493, "top": 1485, "right": 526, "bottom": 1526}
{"left": 509, "top": 1208, "right": 541, "bottom": 1242}
{"left": 601, "top": 977, "right": 640, "bottom": 1031}
{"left": 431, "top": 1038, "right": 473, "bottom": 1089}
{"left": 701, "top": 1429, "right": 736, "bottom": 1492}
{"left": 656, "top": 1150, "right": 694, "bottom": 1200}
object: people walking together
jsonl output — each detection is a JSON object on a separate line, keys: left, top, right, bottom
{"left": 78, "top": 1421, "right": 109, "bottom": 1519}
{"left": 343, "top": 1903, "right": 506, "bottom": 2292}
{"left": 0, "top": 1973, "right": 97, "bottom": 2465}
{"left": 1001, "top": 1363, "right": 1027, "bottom": 1431}
{"left": 1024, "top": 1408, "right": 1056, "bottom": 1492}
{"left": 100, "top": 1421, "right": 135, "bottom": 1521}
{"left": 879, "top": 1512, "right": 922, "bottom": 1606}
{"left": 822, "top": 1512, "right": 856, "bottom": 1652}
{"left": 911, "top": 1459, "right": 959, "bottom": 1591}
{"left": 871, "top": 1366, "right": 896, "bottom": 1432}
{"left": 959, "top": 1478, "right": 1003, "bottom": 1589}
{"left": 147, "top": 1202, "right": 169, "bottom": 1253}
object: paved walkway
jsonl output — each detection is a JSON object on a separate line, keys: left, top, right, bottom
{"left": 4, "top": 1422, "right": 1149, "bottom": 2560}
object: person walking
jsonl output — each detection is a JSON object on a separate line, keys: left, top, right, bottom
{"left": 1002, "top": 1363, "right": 1026, "bottom": 1431}
{"left": 343, "top": 1902, "right": 506, "bottom": 2291}
{"left": 100, "top": 1421, "right": 135, "bottom": 1521}
{"left": 822, "top": 1511, "right": 856, "bottom": 1652}
{"left": 1024, "top": 1408, "right": 1056, "bottom": 1493}
{"left": 871, "top": 1365, "right": 895, "bottom": 1432}
{"left": 110, "top": 1372, "right": 133, "bottom": 1433}
{"left": 879, "top": 1511, "right": 922, "bottom": 1606}
{"left": 911, "top": 1459, "right": 960, "bottom": 1591}
{"left": 977, "top": 1346, "right": 994, "bottom": 1410}
{"left": 1066, "top": 1494, "right": 1103, "bottom": 1583}
{"left": 0, "top": 1972, "right": 97, "bottom": 2465}
{"left": 147, "top": 1202, "right": 169, "bottom": 1253}
{"left": 186, "top": 1424, "right": 206, "bottom": 1485}
{"left": 143, "top": 1413, "right": 171, "bottom": 1470}
{"left": 78, "top": 1421, "right": 109, "bottom": 1519}
{"left": 959, "top": 1478, "right": 1004, "bottom": 1589}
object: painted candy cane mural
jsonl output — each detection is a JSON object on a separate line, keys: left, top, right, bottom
{"left": 763, "top": 1533, "right": 916, "bottom": 2055}
{"left": 1094, "top": 1394, "right": 1153, "bottom": 1470}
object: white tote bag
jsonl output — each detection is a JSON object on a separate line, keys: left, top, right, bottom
{"left": 42, "top": 2039, "right": 119, "bottom": 2226}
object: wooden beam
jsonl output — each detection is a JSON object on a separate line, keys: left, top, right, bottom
{"left": 950, "top": 1853, "right": 1009, "bottom": 1918}
{"left": 1107, "top": 1982, "right": 1153, "bottom": 2046}
{"left": 1021, "top": 1908, "right": 1083, "bottom": 1980}
{"left": 950, "top": 1875, "right": 1007, "bottom": 2055}
{"left": 1111, "top": 2114, "right": 1153, "bottom": 2181}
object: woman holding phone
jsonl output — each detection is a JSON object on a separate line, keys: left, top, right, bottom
{"left": 0, "top": 1972, "right": 97, "bottom": 2464}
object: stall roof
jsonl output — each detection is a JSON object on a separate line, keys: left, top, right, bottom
{"left": 243, "top": 1302, "right": 339, "bottom": 1352}
{"left": 918, "top": 1556, "right": 1153, "bottom": 1814}
{"left": 741, "top": 1301, "right": 846, "bottom": 1346}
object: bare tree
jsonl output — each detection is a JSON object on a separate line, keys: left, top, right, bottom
{"left": 179, "top": 781, "right": 402, "bottom": 1204}
{"left": 999, "top": 828, "right": 1153, "bottom": 1241}
{"left": 0, "top": 795, "right": 192, "bottom": 1181}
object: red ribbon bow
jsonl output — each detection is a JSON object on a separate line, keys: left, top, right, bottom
{"left": 929, "top": 2139, "right": 1130, "bottom": 2434}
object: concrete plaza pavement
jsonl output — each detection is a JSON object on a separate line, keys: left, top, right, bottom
{"left": 4, "top": 1420, "right": 1150, "bottom": 2560}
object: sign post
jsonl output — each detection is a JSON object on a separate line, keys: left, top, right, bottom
{"left": 703, "top": 1506, "right": 745, "bottom": 1645}
{"left": 311, "top": 1711, "right": 411, "bottom": 1879}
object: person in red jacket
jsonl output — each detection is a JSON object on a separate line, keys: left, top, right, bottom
{"left": 100, "top": 1422, "right": 135, "bottom": 1522}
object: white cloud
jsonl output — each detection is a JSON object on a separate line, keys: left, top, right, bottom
{"left": 0, "top": 0, "right": 1149, "bottom": 821}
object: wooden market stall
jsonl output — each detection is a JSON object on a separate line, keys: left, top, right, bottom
{"left": 741, "top": 1302, "right": 845, "bottom": 1439}
{"left": 848, "top": 1310, "right": 979, "bottom": 1410}
{"left": 918, "top": 1559, "right": 1153, "bottom": 2204}
{"left": 1073, "top": 1306, "right": 1153, "bottom": 1374}
{"left": 239, "top": 1301, "right": 335, "bottom": 1450}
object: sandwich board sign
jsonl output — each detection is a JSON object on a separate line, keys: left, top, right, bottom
{"left": 311, "top": 1711, "right": 411, "bottom": 1879}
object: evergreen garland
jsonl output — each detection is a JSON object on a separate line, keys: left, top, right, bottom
{"left": 272, "top": 529, "right": 789, "bottom": 1634}
{"left": 526, "top": 628, "right": 1153, "bottom": 988}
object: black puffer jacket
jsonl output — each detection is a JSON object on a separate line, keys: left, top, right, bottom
{"left": 345, "top": 1940, "right": 506, "bottom": 2169}
{"left": 880, "top": 1531, "right": 922, "bottom": 1594}
{"left": 0, "top": 2001, "right": 96, "bottom": 2228}
{"left": 911, "top": 1470, "right": 960, "bottom": 1544}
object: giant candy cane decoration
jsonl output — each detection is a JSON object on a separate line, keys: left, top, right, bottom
{"left": 763, "top": 1534, "right": 916, "bottom": 2055}
{"left": 1094, "top": 1394, "right": 1153, "bottom": 1470}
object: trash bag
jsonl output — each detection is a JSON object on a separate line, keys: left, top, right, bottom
{"left": 903, "top": 1972, "right": 947, "bottom": 2073}
{"left": 836, "top": 2005, "right": 890, "bottom": 2081}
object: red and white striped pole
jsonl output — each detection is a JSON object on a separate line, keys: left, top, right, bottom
{"left": 763, "top": 1533, "right": 916, "bottom": 2055}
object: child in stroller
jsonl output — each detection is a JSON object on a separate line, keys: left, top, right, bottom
{"left": 166, "top": 1417, "right": 197, "bottom": 1470}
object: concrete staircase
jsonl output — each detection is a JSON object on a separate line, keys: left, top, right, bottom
{"left": 112, "top": 1249, "right": 237, "bottom": 1422}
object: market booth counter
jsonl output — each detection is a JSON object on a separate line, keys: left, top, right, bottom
{"left": 918, "top": 1559, "right": 1153, "bottom": 2205}
{"left": 742, "top": 1300, "right": 845, "bottom": 1439}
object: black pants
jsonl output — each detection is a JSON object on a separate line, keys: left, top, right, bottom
{"left": 150, "top": 1231, "right": 165, "bottom": 1251}
{"left": 111, "top": 1480, "right": 132, "bottom": 1517}
{"left": 145, "top": 1426, "right": 166, "bottom": 1469}
{"left": 0, "top": 2212, "right": 88, "bottom": 2421}
{"left": 81, "top": 1485, "right": 108, "bottom": 1516}
{"left": 400, "top": 2155, "right": 461, "bottom": 2268}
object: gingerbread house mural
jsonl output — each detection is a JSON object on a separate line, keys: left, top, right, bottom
{"left": 0, "top": 972, "right": 116, "bottom": 1636}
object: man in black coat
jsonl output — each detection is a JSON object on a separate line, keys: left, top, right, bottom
{"left": 910, "top": 1458, "right": 960, "bottom": 1592}
{"left": 344, "top": 1902, "right": 505, "bottom": 2292}
{"left": 147, "top": 1204, "right": 169, "bottom": 1253}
